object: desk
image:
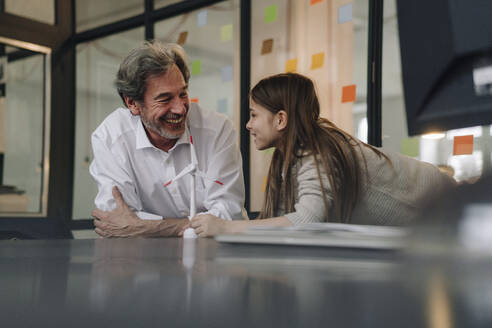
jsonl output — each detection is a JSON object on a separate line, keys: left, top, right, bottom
{"left": 0, "top": 238, "right": 490, "bottom": 327}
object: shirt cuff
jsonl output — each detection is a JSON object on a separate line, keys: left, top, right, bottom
{"left": 136, "top": 211, "right": 163, "bottom": 220}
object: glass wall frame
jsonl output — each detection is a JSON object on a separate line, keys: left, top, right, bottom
{"left": 0, "top": 37, "right": 51, "bottom": 217}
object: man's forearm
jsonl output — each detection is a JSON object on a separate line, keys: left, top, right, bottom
{"left": 141, "top": 217, "right": 189, "bottom": 237}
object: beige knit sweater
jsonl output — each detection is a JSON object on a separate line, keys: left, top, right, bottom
{"left": 280, "top": 146, "right": 456, "bottom": 226}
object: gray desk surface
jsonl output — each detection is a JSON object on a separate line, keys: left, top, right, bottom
{"left": 1, "top": 238, "right": 491, "bottom": 327}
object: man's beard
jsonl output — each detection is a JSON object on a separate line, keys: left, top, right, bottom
{"left": 140, "top": 108, "right": 186, "bottom": 140}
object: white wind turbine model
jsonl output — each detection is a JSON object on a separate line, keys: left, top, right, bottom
{"left": 164, "top": 134, "right": 224, "bottom": 238}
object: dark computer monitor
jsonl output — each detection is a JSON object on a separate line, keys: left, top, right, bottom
{"left": 397, "top": 0, "right": 492, "bottom": 136}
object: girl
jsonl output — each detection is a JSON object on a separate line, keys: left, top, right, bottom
{"left": 190, "top": 73, "right": 455, "bottom": 237}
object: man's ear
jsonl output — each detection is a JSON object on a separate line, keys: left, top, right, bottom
{"left": 275, "top": 110, "right": 288, "bottom": 131}
{"left": 124, "top": 96, "right": 141, "bottom": 116}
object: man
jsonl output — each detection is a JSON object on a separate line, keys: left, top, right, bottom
{"left": 90, "top": 41, "right": 245, "bottom": 237}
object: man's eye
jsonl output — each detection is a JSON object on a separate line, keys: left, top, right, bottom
{"left": 180, "top": 93, "right": 188, "bottom": 98}
{"left": 159, "top": 99, "right": 170, "bottom": 104}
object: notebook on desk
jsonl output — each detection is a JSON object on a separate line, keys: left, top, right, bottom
{"left": 215, "top": 223, "right": 409, "bottom": 250}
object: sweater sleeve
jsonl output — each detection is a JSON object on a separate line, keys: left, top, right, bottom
{"left": 284, "top": 155, "right": 334, "bottom": 225}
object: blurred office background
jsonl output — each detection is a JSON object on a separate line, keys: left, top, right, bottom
{"left": 0, "top": 0, "right": 488, "bottom": 238}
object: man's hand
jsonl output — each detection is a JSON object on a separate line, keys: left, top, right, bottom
{"left": 190, "top": 214, "right": 229, "bottom": 237}
{"left": 92, "top": 186, "right": 147, "bottom": 238}
{"left": 92, "top": 186, "right": 190, "bottom": 238}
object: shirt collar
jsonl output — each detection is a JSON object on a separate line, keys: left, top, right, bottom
{"left": 135, "top": 117, "right": 191, "bottom": 151}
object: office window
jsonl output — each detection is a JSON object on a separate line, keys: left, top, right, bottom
{"left": 5, "top": 0, "right": 55, "bottom": 25}
{"left": 0, "top": 44, "right": 49, "bottom": 215}
{"left": 381, "top": 0, "right": 491, "bottom": 182}
{"left": 76, "top": 0, "right": 144, "bottom": 32}
{"left": 249, "top": 0, "right": 368, "bottom": 211}
{"left": 155, "top": 0, "right": 241, "bottom": 132}
{"left": 154, "top": 0, "right": 184, "bottom": 9}
{"left": 72, "top": 28, "right": 144, "bottom": 219}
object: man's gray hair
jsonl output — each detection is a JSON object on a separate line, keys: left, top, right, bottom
{"left": 115, "top": 40, "right": 190, "bottom": 105}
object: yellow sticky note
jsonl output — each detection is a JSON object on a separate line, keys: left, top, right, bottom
{"left": 311, "top": 52, "right": 325, "bottom": 70}
{"left": 285, "top": 58, "right": 297, "bottom": 73}
{"left": 401, "top": 138, "right": 419, "bottom": 157}
{"left": 262, "top": 176, "right": 268, "bottom": 193}
{"left": 265, "top": 147, "right": 275, "bottom": 155}
{"left": 453, "top": 135, "right": 474, "bottom": 155}
{"left": 221, "top": 24, "right": 233, "bottom": 42}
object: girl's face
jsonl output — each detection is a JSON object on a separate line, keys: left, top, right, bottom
{"left": 246, "top": 100, "right": 283, "bottom": 150}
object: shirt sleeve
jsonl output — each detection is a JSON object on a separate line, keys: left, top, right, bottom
{"left": 197, "top": 119, "right": 246, "bottom": 220}
{"left": 89, "top": 131, "right": 162, "bottom": 221}
{"left": 284, "top": 155, "right": 334, "bottom": 225}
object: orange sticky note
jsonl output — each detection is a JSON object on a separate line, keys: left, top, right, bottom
{"left": 285, "top": 58, "right": 297, "bottom": 73}
{"left": 311, "top": 52, "right": 325, "bottom": 70}
{"left": 261, "top": 39, "right": 274, "bottom": 55}
{"left": 310, "top": 0, "right": 323, "bottom": 5}
{"left": 177, "top": 31, "right": 188, "bottom": 45}
{"left": 453, "top": 135, "right": 474, "bottom": 155}
{"left": 190, "top": 98, "right": 199, "bottom": 103}
{"left": 341, "top": 84, "right": 356, "bottom": 103}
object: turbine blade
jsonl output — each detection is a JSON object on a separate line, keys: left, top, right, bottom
{"left": 165, "top": 164, "right": 195, "bottom": 187}
{"left": 189, "top": 136, "right": 198, "bottom": 165}
{"left": 194, "top": 170, "right": 224, "bottom": 186}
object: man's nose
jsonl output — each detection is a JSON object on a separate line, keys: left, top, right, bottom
{"left": 246, "top": 119, "right": 252, "bottom": 130}
{"left": 170, "top": 98, "right": 188, "bottom": 114}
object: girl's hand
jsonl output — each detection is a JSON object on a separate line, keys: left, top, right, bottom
{"left": 190, "top": 214, "right": 228, "bottom": 237}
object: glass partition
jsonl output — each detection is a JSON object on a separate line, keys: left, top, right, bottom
{"left": 72, "top": 27, "right": 144, "bottom": 219}
{"left": 76, "top": 0, "right": 144, "bottom": 32}
{"left": 0, "top": 41, "right": 50, "bottom": 216}
{"left": 249, "top": 0, "right": 369, "bottom": 211}
{"left": 154, "top": 0, "right": 184, "bottom": 10}
{"left": 155, "top": 0, "right": 241, "bottom": 132}
{"left": 5, "top": 0, "right": 55, "bottom": 25}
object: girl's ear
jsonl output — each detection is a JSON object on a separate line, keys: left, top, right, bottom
{"left": 124, "top": 96, "right": 142, "bottom": 116}
{"left": 275, "top": 110, "right": 288, "bottom": 131}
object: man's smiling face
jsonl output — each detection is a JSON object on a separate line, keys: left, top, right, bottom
{"left": 135, "top": 64, "right": 190, "bottom": 141}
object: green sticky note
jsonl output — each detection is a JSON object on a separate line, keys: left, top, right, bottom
{"left": 221, "top": 24, "right": 233, "bottom": 42}
{"left": 191, "top": 60, "right": 202, "bottom": 76}
{"left": 401, "top": 138, "right": 419, "bottom": 157}
{"left": 265, "top": 5, "right": 278, "bottom": 23}
{"left": 265, "top": 147, "right": 275, "bottom": 155}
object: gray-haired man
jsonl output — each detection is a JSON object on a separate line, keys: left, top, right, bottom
{"left": 90, "top": 41, "right": 245, "bottom": 237}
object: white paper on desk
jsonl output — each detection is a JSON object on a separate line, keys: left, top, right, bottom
{"left": 247, "top": 222, "right": 409, "bottom": 238}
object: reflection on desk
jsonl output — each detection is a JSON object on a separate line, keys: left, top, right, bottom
{"left": 1, "top": 238, "right": 492, "bottom": 327}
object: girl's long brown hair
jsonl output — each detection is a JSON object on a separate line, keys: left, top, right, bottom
{"left": 253, "top": 73, "right": 389, "bottom": 222}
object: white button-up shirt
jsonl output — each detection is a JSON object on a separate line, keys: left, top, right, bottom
{"left": 89, "top": 103, "right": 245, "bottom": 221}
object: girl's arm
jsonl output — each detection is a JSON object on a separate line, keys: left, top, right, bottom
{"left": 190, "top": 214, "right": 292, "bottom": 237}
